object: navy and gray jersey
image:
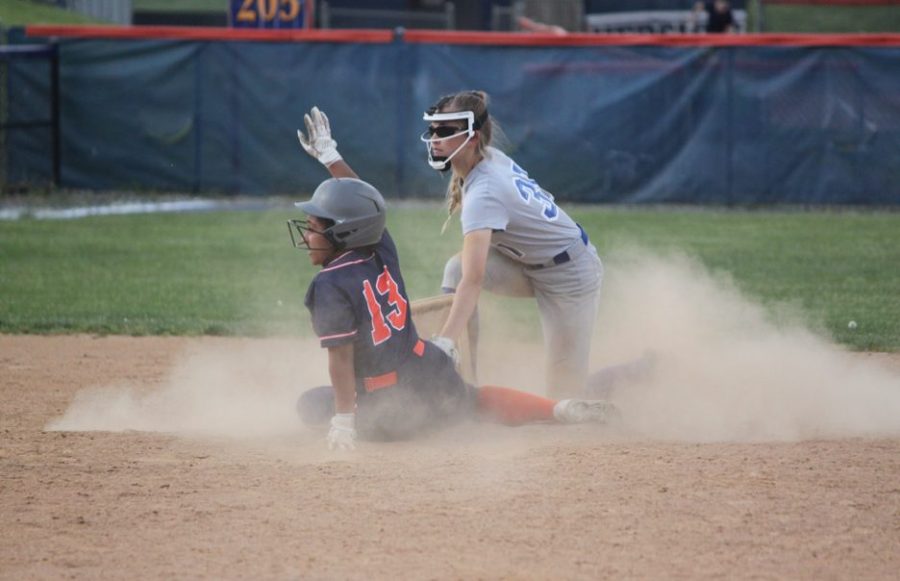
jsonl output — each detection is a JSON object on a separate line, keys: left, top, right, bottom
{"left": 461, "top": 147, "right": 583, "bottom": 265}
{"left": 304, "top": 229, "right": 420, "bottom": 383}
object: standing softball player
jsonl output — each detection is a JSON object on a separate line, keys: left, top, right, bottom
{"left": 288, "top": 174, "right": 619, "bottom": 450}
{"left": 423, "top": 90, "right": 603, "bottom": 399}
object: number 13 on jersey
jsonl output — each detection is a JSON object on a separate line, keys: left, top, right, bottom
{"left": 362, "top": 267, "right": 409, "bottom": 345}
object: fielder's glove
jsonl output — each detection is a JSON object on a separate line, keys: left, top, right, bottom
{"left": 430, "top": 335, "right": 460, "bottom": 368}
{"left": 327, "top": 413, "right": 357, "bottom": 451}
{"left": 297, "top": 106, "right": 343, "bottom": 167}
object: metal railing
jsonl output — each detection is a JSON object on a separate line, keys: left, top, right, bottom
{"left": 586, "top": 9, "right": 748, "bottom": 33}
{"left": 319, "top": 1, "right": 455, "bottom": 29}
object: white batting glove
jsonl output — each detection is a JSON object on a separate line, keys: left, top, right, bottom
{"left": 297, "top": 106, "right": 343, "bottom": 167}
{"left": 430, "top": 335, "right": 460, "bottom": 368}
{"left": 327, "top": 413, "right": 357, "bottom": 451}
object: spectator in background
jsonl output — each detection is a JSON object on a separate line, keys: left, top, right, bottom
{"left": 693, "top": 0, "right": 735, "bottom": 33}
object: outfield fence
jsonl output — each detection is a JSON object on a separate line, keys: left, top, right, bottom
{"left": 6, "top": 26, "right": 900, "bottom": 204}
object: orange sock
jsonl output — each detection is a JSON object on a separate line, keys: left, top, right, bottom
{"left": 476, "top": 385, "right": 557, "bottom": 426}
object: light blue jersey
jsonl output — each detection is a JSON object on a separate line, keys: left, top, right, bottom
{"left": 447, "top": 146, "right": 603, "bottom": 397}
{"left": 461, "top": 147, "right": 583, "bottom": 265}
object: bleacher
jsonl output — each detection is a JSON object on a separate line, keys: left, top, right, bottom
{"left": 43, "top": 1, "right": 763, "bottom": 33}
{"left": 318, "top": 0, "right": 455, "bottom": 29}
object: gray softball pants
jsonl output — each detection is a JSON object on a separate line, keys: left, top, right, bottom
{"left": 441, "top": 241, "right": 603, "bottom": 399}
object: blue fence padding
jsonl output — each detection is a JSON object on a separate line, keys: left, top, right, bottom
{"left": 5, "top": 51, "right": 54, "bottom": 185}
{"left": 7, "top": 34, "right": 900, "bottom": 204}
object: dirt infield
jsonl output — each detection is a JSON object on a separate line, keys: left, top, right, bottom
{"left": 2, "top": 335, "right": 900, "bottom": 580}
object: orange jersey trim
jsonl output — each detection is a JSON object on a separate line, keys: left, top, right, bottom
{"left": 363, "top": 371, "right": 397, "bottom": 392}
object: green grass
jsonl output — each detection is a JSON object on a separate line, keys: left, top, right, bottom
{"left": 132, "top": 0, "right": 227, "bottom": 13}
{"left": 0, "top": 206, "right": 461, "bottom": 337}
{"left": 749, "top": 4, "right": 900, "bottom": 33}
{"left": 583, "top": 208, "right": 900, "bottom": 351}
{"left": 1, "top": 205, "right": 898, "bottom": 351}
{"left": 0, "top": 0, "right": 226, "bottom": 29}
{"left": 0, "top": 0, "right": 99, "bottom": 27}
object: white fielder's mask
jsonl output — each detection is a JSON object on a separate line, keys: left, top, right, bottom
{"left": 420, "top": 110, "right": 477, "bottom": 171}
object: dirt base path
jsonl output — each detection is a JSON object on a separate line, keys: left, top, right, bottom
{"left": 2, "top": 335, "right": 900, "bottom": 580}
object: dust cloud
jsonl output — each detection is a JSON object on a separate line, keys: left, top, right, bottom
{"left": 582, "top": 248, "right": 900, "bottom": 442}
{"left": 46, "top": 249, "right": 900, "bottom": 445}
{"left": 46, "top": 338, "right": 329, "bottom": 440}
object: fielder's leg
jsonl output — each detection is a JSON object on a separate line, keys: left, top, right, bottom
{"left": 583, "top": 351, "right": 658, "bottom": 400}
{"left": 530, "top": 249, "right": 603, "bottom": 399}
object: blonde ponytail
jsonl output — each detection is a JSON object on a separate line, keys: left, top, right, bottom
{"left": 441, "top": 175, "right": 464, "bottom": 233}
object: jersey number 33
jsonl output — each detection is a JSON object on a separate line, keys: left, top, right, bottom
{"left": 512, "top": 162, "right": 559, "bottom": 220}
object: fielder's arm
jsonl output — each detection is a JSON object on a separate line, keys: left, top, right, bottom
{"left": 439, "top": 229, "right": 491, "bottom": 342}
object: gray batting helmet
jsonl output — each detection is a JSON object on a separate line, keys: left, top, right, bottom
{"left": 290, "top": 178, "right": 386, "bottom": 250}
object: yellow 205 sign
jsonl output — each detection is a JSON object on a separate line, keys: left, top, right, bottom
{"left": 230, "top": 0, "right": 308, "bottom": 28}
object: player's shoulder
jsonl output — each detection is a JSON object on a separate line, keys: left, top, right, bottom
{"left": 467, "top": 149, "right": 516, "bottom": 195}
{"left": 314, "top": 251, "right": 375, "bottom": 283}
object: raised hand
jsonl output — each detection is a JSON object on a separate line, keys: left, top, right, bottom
{"left": 297, "top": 106, "right": 343, "bottom": 167}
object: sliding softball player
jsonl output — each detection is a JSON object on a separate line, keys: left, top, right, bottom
{"left": 291, "top": 121, "right": 619, "bottom": 450}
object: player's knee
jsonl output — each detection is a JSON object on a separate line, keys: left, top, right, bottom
{"left": 441, "top": 253, "right": 462, "bottom": 292}
{"left": 296, "top": 385, "right": 334, "bottom": 426}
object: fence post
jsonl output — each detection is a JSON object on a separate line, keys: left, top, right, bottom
{"left": 445, "top": 2, "right": 456, "bottom": 30}
{"left": 756, "top": 0, "right": 766, "bottom": 32}
{"left": 320, "top": 1, "right": 331, "bottom": 28}
{"left": 50, "top": 43, "right": 61, "bottom": 187}
{"left": 725, "top": 47, "right": 734, "bottom": 203}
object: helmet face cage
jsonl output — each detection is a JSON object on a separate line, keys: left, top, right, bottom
{"left": 286, "top": 218, "right": 336, "bottom": 251}
{"left": 421, "top": 110, "right": 476, "bottom": 171}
